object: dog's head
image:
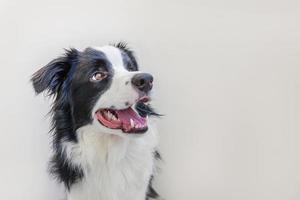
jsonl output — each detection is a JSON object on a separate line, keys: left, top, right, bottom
{"left": 32, "top": 43, "right": 157, "bottom": 136}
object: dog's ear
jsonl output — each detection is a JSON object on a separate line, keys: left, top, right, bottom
{"left": 31, "top": 49, "right": 78, "bottom": 95}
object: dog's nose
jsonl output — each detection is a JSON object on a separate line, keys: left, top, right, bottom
{"left": 131, "top": 73, "right": 153, "bottom": 93}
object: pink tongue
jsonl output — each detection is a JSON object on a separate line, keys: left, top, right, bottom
{"left": 116, "top": 107, "right": 146, "bottom": 125}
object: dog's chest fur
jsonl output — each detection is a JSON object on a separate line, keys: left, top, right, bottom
{"left": 65, "top": 124, "right": 158, "bottom": 200}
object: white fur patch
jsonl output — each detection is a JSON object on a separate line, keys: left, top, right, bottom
{"left": 65, "top": 121, "right": 158, "bottom": 200}
{"left": 94, "top": 46, "right": 124, "bottom": 70}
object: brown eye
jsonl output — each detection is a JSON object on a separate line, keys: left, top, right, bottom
{"left": 90, "top": 72, "right": 107, "bottom": 82}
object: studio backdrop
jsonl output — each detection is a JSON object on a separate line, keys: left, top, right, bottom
{"left": 0, "top": 0, "right": 299, "bottom": 200}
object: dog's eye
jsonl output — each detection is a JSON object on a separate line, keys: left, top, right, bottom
{"left": 90, "top": 72, "right": 107, "bottom": 82}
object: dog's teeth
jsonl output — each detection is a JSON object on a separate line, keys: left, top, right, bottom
{"left": 130, "top": 119, "right": 134, "bottom": 127}
{"left": 107, "top": 111, "right": 116, "bottom": 121}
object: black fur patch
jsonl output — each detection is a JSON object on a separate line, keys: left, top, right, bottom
{"left": 146, "top": 150, "right": 161, "bottom": 200}
{"left": 146, "top": 176, "right": 159, "bottom": 200}
{"left": 49, "top": 150, "right": 84, "bottom": 190}
{"left": 31, "top": 47, "right": 115, "bottom": 188}
{"left": 70, "top": 48, "right": 114, "bottom": 129}
{"left": 113, "top": 42, "right": 139, "bottom": 71}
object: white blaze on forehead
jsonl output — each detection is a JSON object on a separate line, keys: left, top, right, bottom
{"left": 91, "top": 45, "right": 140, "bottom": 111}
{"left": 93, "top": 46, "right": 125, "bottom": 71}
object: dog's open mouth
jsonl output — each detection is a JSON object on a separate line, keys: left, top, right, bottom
{"left": 95, "top": 97, "right": 150, "bottom": 134}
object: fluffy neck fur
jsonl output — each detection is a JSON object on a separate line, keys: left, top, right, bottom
{"left": 64, "top": 123, "right": 158, "bottom": 200}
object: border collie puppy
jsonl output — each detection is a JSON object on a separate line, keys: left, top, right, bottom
{"left": 31, "top": 43, "right": 160, "bottom": 200}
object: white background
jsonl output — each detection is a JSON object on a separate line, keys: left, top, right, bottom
{"left": 0, "top": 0, "right": 300, "bottom": 199}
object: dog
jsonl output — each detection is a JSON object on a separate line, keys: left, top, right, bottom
{"left": 31, "top": 43, "right": 160, "bottom": 200}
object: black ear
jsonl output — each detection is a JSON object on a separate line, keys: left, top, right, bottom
{"left": 31, "top": 49, "right": 78, "bottom": 95}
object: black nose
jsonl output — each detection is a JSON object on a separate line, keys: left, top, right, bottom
{"left": 131, "top": 73, "right": 154, "bottom": 93}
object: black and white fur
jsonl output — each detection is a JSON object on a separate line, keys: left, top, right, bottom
{"left": 31, "top": 43, "right": 160, "bottom": 200}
